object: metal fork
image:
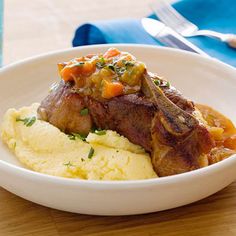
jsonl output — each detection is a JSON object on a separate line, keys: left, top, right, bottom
{"left": 150, "top": 0, "right": 236, "bottom": 49}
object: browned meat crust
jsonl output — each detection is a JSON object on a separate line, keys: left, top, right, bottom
{"left": 38, "top": 82, "right": 92, "bottom": 135}
{"left": 88, "top": 94, "right": 155, "bottom": 152}
{"left": 38, "top": 81, "right": 155, "bottom": 151}
{"left": 37, "top": 74, "right": 214, "bottom": 176}
{"left": 142, "top": 73, "right": 214, "bottom": 176}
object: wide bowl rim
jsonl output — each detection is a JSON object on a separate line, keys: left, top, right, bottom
{"left": 2, "top": 43, "right": 236, "bottom": 72}
{"left": 1, "top": 43, "right": 236, "bottom": 188}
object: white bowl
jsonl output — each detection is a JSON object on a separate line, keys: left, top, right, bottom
{"left": 0, "top": 44, "right": 236, "bottom": 216}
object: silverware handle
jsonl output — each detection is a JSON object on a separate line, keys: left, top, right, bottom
{"left": 188, "top": 30, "right": 236, "bottom": 49}
{"left": 226, "top": 34, "right": 236, "bottom": 48}
{"left": 158, "top": 27, "right": 210, "bottom": 57}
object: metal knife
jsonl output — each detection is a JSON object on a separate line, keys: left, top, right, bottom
{"left": 141, "top": 18, "right": 209, "bottom": 57}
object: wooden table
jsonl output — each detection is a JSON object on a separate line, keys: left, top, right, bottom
{"left": 2, "top": 1, "right": 236, "bottom": 235}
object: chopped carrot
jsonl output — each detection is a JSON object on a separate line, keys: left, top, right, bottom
{"left": 85, "top": 53, "right": 96, "bottom": 59}
{"left": 75, "top": 57, "right": 84, "bottom": 62}
{"left": 60, "top": 66, "right": 77, "bottom": 81}
{"left": 101, "top": 80, "right": 124, "bottom": 99}
{"left": 81, "top": 62, "right": 96, "bottom": 75}
{"left": 224, "top": 134, "right": 236, "bottom": 150}
{"left": 60, "top": 61, "right": 96, "bottom": 82}
{"left": 57, "top": 63, "right": 66, "bottom": 75}
{"left": 103, "top": 48, "right": 121, "bottom": 59}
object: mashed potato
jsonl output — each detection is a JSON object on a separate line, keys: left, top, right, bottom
{"left": 0, "top": 103, "right": 157, "bottom": 180}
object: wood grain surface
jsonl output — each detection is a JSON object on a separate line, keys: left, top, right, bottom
{"left": 2, "top": 0, "right": 236, "bottom": 235}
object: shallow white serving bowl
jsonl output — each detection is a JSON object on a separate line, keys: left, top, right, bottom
{"left": 0, "top": 44, "right": 236, "bottom": 216}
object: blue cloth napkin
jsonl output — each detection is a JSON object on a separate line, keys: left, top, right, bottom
{"left": 72, "top": 0, "right": 236, "bottom": 67}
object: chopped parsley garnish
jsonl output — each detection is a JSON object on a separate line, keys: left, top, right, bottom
{"left": 154, "top": 79, "right": 160, "bottom": 86}
{"left": 68, "top": 133, "right": 87, "bottom": 141}
{"left": 81, "top": 158, "right": 85, "bottom": 162}
{"left": 72, "top": 61, "right": 85, "bottom": 67}
{"left": 107, "top": 64, "right": 115, "bottom": 71}
{"left": 96, "top": 58, "right": 135, "bottom": 77}
{"left": 166, "top": 81, "right": 171, "bottom": 88}
{"left": 16, "top": 116, "right": 36, "bottom": 127}
{"left": 115, "top": 66, "right": 126, "bottom": 75}
{"left": 100, "top": 57, "right": 105, "bottom": 64}
{"left": 63, "top": 161, "right": 74, "bottom": 167}
{"left": 124, "top": 61, "right": 135, "bottom": 67}
{"left": 90, "top": 126, "right": 96, "bottom": 133}
{"left": 80, "top": 108, "right": 89, "bottom": 116}
{"left": 96, "top": 57, "right": 106, "bottom": 69}
{"left": 94, "top": 129, "right": 106, "bottom": 136}
{"left": 88, "top": 147, "right": 94, "bottom": 159}
{"left": 67, "top": 134, "right": 75, "bottom": 140}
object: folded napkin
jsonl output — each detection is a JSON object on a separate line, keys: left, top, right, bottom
{"left": 72, "top": 0, "right": 236, "bottom": 67}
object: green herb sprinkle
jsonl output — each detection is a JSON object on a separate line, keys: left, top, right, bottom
{"left": 88, "top": 147, "right": 95, "bottom": 159}
{"left": 16, "top": 116, "right": 36, "bottom": 127}
{"left": 94, "top": 129, "right": 106, "bottom": 136}
{"left": 80, "top": 108, "right": 89, "bottom": 116}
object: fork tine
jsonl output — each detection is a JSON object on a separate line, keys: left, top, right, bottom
{"left": 161, "top": 6, "right": 189, "bottom": 31}
{"left": 159, "top": 8, "right": 183, "bottom": 29}
{"left": 152, "top": 3, "right": 175, "bottom": 26}
{"left": 161, "top": 1, "right": 191, "bottom": 24}
{"left": 150, "top": 1, "right": 187, "bottom": 28}
{"left": 151, "top": 0, "right": 187, "bottom": 24}
{"left": 150, "top": 0, "right": 198, "bottom": 35}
